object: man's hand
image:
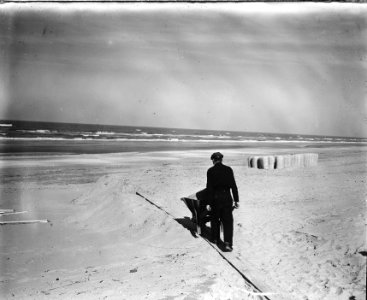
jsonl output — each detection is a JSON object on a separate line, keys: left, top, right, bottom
{"left": 234, "top": 202, "right": 239, "bottom": 209}
{"left": 206, "top": 205, "right": 211, "bottom": 211}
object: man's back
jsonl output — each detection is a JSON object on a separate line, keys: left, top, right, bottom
{"left": 207, "top": 163, "right": 239, "bottom": 202}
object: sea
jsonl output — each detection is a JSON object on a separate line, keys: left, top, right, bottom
{"left": 0, "top": 120, "right": 366, "bottom": 155}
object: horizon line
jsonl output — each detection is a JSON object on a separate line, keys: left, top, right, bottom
{"left": 1, "top": 118, "right": 366, "bottom": 140}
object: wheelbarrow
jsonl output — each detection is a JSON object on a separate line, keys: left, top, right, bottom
{"left": 180, "top": 188, "right": 211, "bottom": 235}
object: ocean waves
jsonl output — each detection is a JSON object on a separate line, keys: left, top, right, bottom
{"left": 0, "top": 120, "right": 366, "bottom": 146}
{"left": 0, "top": 136, "right": 365, "bottom": 145}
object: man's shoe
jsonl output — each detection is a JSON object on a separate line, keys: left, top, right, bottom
{"left": 224, "top": 242, "right": 233, "bottom": 252}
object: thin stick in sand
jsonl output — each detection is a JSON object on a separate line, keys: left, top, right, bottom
{"left": 0, "top": 211, "right": 28, "bottom": 216}
{"left": 0, "top": 209, "right": 15, "bottom": 214}
{"left": 0, "top": 219, "right": 49, "bottom": 225}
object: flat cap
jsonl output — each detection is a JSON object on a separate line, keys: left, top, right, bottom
{"left": 210, "top": 152, "right": 224, "bottom": 160}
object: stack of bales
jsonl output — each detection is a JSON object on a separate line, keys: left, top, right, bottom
{"left": 248, "top": 153, "right": 318, "bottom": 169}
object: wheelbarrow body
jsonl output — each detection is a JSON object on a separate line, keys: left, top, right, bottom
{"left": 181, "top": 188, "right": 211, "bottom": 235}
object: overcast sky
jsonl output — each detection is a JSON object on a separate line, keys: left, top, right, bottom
{"left": 0, "top": 3, "right": 366, "bottom": 137}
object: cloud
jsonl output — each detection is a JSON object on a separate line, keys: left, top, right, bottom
{"left": 0, "top": 3, "right": 366, "bottom": 137}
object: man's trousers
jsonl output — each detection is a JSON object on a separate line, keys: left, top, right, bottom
{"left": 210, "top": 205, "right": 233, "bottom": 246}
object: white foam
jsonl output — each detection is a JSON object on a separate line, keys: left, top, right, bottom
{"left": 0, "top": 136, "right": 366, "bottom": 144}
{"left": 82, "top": 134, "right": 99, "bottom": 137}
{"left": 95, "top": 131, "right": 116, "bottom": 135}
{"left": 16, "top": 129, "right": 53, "bottom": 134}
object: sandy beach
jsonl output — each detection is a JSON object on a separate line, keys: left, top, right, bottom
{"left": 0, "top": 145, "right": 366, "bottom": 300}
{"left": 1, "top": 2, "right": 366, "bottom": 299}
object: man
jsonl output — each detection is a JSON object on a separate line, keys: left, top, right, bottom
{"left": 206, "top": 152, "right": 239, "bottom": 252}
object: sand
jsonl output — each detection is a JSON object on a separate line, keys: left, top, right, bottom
{"left": 0, "top": 146, "right": 366, "bottom": 299}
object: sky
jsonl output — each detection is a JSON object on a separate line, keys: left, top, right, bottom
{"left": 0, "top": 3, "right": 366, "bottom": 137}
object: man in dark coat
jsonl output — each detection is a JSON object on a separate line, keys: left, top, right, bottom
{"left": 206, "top": 152, "right": 239, "bottom": 252}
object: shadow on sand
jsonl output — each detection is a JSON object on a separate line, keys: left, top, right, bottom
{"left": 174, "top": 216, "right": 200, "bottom": 238}
{"left": 174, "top": 217, "right": 228, "bottom": 252}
